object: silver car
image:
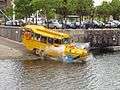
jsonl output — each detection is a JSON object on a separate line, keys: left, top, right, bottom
{"left": 47, "top": 20, "right": 62, "bottom": 29}
{"left": 5, "top": 20, "right": 24, "bottom": 26}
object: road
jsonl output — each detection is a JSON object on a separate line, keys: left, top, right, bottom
{"left": 0, "top": 36, "right": 39, "bottom": 60}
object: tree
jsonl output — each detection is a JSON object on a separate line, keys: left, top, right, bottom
{"left": 67, "top": 0, "right": 77, "bottom": 14}
{"left": 32, "top": 0, "right": 56, "bottom": 20}
{"left": 75, "top": 0, "right": 94, "bottom": 21}
{"left": 96, "top": 1, "right": 112, "bottom": 22}
{"left": 110, "top": 0, "right": 120, "bottom": 20}
{"left": 14, "top": 0, "right": 34, "bottom": 19}
{"left": 4, "top": 0, "right": 96, "bottom": 22}
{"left": 54, "top": 0, "right": 68, "bottom": 20}
{"left": 4, "top": 6, "right": 13, "bottom": 19}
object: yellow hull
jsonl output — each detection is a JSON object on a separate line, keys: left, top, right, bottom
{"left": 23, "top": 37, "right": 88, "bottom": 63}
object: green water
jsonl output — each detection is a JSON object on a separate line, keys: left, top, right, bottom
{"left": 0, "top": 52, "right": 120, "bottom": 90}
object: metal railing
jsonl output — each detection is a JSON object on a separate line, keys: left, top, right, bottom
{"left": 0, "top": 9, "right": 11, "bottom": 21}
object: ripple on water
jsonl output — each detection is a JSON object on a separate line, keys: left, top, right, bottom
{"left": 0, "top": 52, "right": 120, "bottom": 90}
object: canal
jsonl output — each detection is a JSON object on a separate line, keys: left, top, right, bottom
{"left": 0, "top": 52, "right": 120, "bottom": 90}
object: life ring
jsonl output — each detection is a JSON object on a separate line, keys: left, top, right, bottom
{"left": 24, "top": 31, "right": 31, "bottom": 40}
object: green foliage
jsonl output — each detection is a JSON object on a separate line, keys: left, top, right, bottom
{"left": 110, "top": 0, "right": 120, "bottom": 19}
{"left": 4, "top": 0, "right": 120, "bottom": 20}
{"left": 4, "top": 6, "right": 13, "bottom": 18}
{"left": 75, "top": 0, "right": 94, "bottom": 16}
{"left": 67, "top": 0, "right": 77, "bottom": 14}
{"left": 96, "top": 0, "right": 120, "bottom": 21}
{"left": 14, "top": 0, "right": 34, "bottom": 19}
{"left": 96, "top": 1, "right": 112, "bottom": 21}
{"left": 54, "top": 0, "right": 69, "bottom": 18}
{"left": 32, "top": 0, "right": 56, "bottom": 19}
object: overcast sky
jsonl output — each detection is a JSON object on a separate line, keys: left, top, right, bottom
{"left": 94, "top": 0, "right": 112, "bottom": 6}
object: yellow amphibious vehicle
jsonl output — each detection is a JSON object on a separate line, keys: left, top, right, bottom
{"left": 22, "top": 25, "right": 89, "bottom": 63}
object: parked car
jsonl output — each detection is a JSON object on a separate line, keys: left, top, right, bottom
{"left": 111, "top": 20, "right": 120, "bottom": 28}
{"left": 105, "top": 21, "right": 118, "bottom": 28}
{"left": 5, "top": 20, "right": 24, "bottom": 26}
{"left": 62, "top": 21, "right": 76, "bottom": 29}
{"left": 97, "top": 20, "right": 105, "bottom": 28}
{"left": 74, "top": 22, "right": 80, "bottom": 28}
{"left": 83, "top": 20, "right": 104, "bottom": 29}
{"left": 45, "top": 20, "right": 62, "bottom": 29}
{"left": 74, "top": 22, "right": 83, "bottom": 29}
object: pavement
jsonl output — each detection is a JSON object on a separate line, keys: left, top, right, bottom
{"left": 0, "top": 36, "right": 39, "bottom": 60}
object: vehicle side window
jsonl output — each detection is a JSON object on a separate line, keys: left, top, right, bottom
{"left": 63, "top": 38, "right": 70, "bottom": 44}
{"left": 30, "top": 32, "right": 34, "bottom": 39}
{"left": 48, "top": 38, "right": 54, "bottom": 44}
{"left": 54, "top": 39, "right": 61, "bottom": 44}
{"left": 34, "top": 33, "right": 40, "bottom": 41}
{"left": 40, "top": 36, "right": 47, "bottom": 43}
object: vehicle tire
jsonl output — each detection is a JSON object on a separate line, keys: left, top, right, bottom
{"left": 35, "top": 49, "right": 45, "bottom": 59}
{"left": 35, "top": 49, "right": 40, "bottom": 55}
{"left": 39, "top": 50, "right": 48, "bottom": 60}
{"left": 32, "top": 48, "right": 36, "bottom": 54}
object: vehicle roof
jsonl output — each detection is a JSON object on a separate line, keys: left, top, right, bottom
{"left": 24, "top": 25, "right": 70, "bottom": 39}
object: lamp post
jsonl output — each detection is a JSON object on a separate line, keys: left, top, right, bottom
{"left": 36, "top": 10, "right": 39, "bottom": 25}
{"left": 11, "top": 0, "right": 15, "bottom": 25}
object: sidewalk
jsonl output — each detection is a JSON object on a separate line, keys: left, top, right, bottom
{"left": 0, "top": 36, "right": 39, "bottom": 60}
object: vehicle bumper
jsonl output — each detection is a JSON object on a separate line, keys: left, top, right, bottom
{"left": 63, "top": 55, "right": 88, "bottom": 63}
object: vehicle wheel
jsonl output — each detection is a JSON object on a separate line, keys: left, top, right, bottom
{"left": 38, "top": 50, "right": 45, "bottom": 60}
{"left": 32, "top": 48, "right": 36, "bottom": 54}
{"left": 35, "top": 49, "right": 40, "bottom": 55}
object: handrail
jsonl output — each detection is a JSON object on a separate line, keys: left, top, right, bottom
{"left": 0, "top": 9, "right": 11, "bottom": 21}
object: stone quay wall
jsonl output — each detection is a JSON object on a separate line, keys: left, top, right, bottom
{"left": 54, "top": 29, "right": 120, "bottom": 48}
{"left": 84, "top": 29, "right": 120, "bottom": 48}
{"left": 0, "top": 26, "right": 120, "bottom": 49}
{"left": 0, "top": 26, "right": 22, "bottom": 42}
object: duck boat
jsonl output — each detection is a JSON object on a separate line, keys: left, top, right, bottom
{"left": 22, "top": 25, "right": 89, "bottom": 63}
